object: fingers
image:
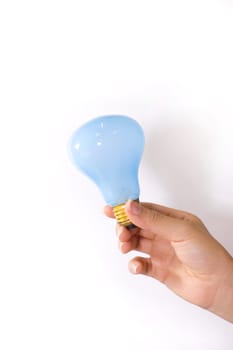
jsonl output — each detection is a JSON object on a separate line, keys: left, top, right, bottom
{"left": 125, "top": 200, "right": 196, "bottom": 242}
{"left": 142, "top": 202, "right": 188, "bottom": 220}
{"left": 117, "top": 225, "right": 153, "bottom": 255}
{"left": 116, "top": 224, "right": 133, "bottom": 242}
{"left": 103, "top": 205, "right": 115, "bottom": 218}
{"left": 104, "top": 202, "right": 191, "bottom": 221}
{"left": 128, "top": 256, "right": 179, "bottom": 284}
{"left": 104, "top": 200, "right": 199, "bottom": 242}
{"left": 119, "top": 236, "right": 153, "bottom": 255}
{"left": 128, "top": 257, "right": 154, "bottom": 277}
{"left": 117, "top": 224, "right": 137, "bottom": 242}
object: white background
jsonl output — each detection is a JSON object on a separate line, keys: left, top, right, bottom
{"left": 0, "top": 0, "right": 233, "bottom": 349}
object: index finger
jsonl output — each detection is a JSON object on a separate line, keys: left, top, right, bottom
{"left": 103, "top": 205, "right": 115, "bottom": 218}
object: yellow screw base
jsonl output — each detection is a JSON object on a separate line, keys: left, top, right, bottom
{"left": 113, "top": 203, "right": 132, "bottom": 227}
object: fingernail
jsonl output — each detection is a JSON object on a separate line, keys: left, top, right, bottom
{"left": 129, "top": 200, "right": 141, "bottom": 215}
{"left": 132, "top": 263, "right": 140, "bottom": 274}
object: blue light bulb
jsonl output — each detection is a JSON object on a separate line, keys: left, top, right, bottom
{"left": 69, "top": 115, "right": 144, "bottom": 227}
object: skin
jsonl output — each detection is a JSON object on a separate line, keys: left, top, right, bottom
{"left": 104, "top": 200, "right": 233, "bottom": 323}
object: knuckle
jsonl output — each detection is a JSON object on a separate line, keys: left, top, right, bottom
{"left": 182, "top": 220, "right": 194, "bottom": 232}
{"left": 185, "top": 212, "right": 203, "bottom": 225}
{"left": 149, "top": 209, "right": 160, "bottom": 224}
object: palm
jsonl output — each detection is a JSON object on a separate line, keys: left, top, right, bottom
{"left": 137, "top": 229, "right": 218, "bottom": 308}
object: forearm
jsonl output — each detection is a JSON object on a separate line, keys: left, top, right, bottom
{"left": 209, "top": 256, "right": 233, "bottom": 323}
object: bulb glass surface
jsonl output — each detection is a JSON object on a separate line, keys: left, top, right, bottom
{"left": 70, "top": 115, "right": 144, "bottom": 206}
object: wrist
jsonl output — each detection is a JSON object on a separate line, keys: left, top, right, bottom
{"left": 209, "top": 256, "right": 233, "bottom": 323}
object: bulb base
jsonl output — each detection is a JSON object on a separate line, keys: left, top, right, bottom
{"left": 113, "top": 201, "right": 138, "bottom": 229}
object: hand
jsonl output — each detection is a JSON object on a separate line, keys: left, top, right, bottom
{"left": 104, "top": 200, "right": 233, "bottom": 323}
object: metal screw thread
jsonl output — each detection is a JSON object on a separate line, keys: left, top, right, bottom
{"left": 113, "top": 203, "right": 132, "bottom": 227}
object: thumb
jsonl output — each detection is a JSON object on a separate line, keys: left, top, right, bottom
{"left": 125, "top": 200, "right": 193, "bottom": 242}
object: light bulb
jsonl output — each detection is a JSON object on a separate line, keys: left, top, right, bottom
{"left": 69, "top": 115, "right": 144, "bottom": 228}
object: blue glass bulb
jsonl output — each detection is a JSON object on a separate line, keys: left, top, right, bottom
{"left": 69, "top": 115, "right": 144, "bottom": 209}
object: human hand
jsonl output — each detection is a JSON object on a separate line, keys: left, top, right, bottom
{"left": 104, "top": 200, "right": 233, "bottom": 323}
